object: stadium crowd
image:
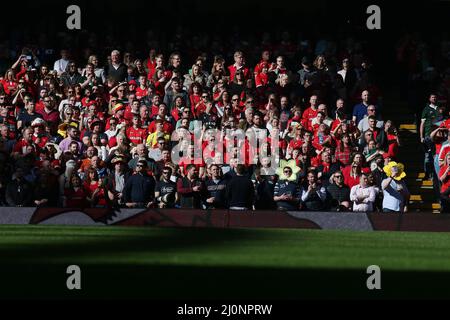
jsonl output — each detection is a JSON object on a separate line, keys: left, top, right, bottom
{"left": 0, "top": 32, "right": 410, "bottom": 212}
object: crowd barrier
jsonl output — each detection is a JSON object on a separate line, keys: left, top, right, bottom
{"left": 1, "top": 207, "right": 450, "bottom": 232}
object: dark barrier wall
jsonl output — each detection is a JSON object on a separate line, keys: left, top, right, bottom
{"left": 2, "top": 207, "right": 450, "bottom": 232}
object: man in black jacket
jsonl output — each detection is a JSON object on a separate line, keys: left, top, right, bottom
{"left": 326, "top": 171, "right": 351, "bottom": 211}
{"left": 104, "top": 50, "right": 127, "bottom": 83}
{"left": 123, "top": 160, "right": 155, "bottom": 208}
{"left": 60, "top": 61, "right": 83, "bottom": 87}
{"left": 226, "top": 164, "right": 254, "bottom": 210}
{"left": 5, "top": 167, "right": 33, "bottom": 207}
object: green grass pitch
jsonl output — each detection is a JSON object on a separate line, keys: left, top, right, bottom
{"left": 0, "top": 225, "right": 449, "bottom": 299}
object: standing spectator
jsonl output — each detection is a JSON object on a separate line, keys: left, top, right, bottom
{"left": 128, "top": 144, "right": 158, "bottom": 174}
{"left": 123, "top": 160, "right": 156, "bottom": 208}
{"left": 106, "top": 156, "right": 129, "bottom": 207}
{"left": 226, "top": 164, "right": 255, "bottom": 210}
{"left": 53, "top": 49, "right": 70, "bottom": 75}
{"left": 382, "top": 161, "right": 409, "bottom": 213}
{"left": 163, "top": 77, "right": 190, "bottom": 110}
{"left": 440, "top": 153, "right": 450, "bottom": 213}
{"left": 228, "top": 51, "right": 250, "bottom": 81}
{"left": 297, "top": 56, "right": 313, "bottom": 86}
{"left": 104, "top": 50, "right": 127, "bottom": 83}
{"left": 204, "top": 164, "right": 227, "bottom": 209}
{"left": 357, "top": 105, "right": 384, "bottom": 132}
{"left": 155, "top": 166, "right": 178, "bottom": 208}
{"left": 352, "top": 90, "right": 372, "bottom": 125}
{"left": 5, "top": 167, "right": 33, "bottom": 207}
{"left": 59, "top": 126, "right": 83, "bottom": 153}
{"left": 350, "top": 173, "right": 376, "bottom": 212}
{"left": 60, "top": 61, "right": 83, "bottom": 87}
{"left": 63, "top": 174, "right": 89, "bottom": 208}
{"left": 32, "top": 171, "right": 58, "bottom": 207}
{"left": 177, "top": 164, "right": 204, "bottom": 209}
{"left": 420, "top": 94, "right": 440, "bottom": 180}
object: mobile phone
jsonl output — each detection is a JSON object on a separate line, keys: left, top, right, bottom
{"left": 26, "top": 56, "right": 32, "bottom": 60}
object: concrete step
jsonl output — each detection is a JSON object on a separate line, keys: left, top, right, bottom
{"left": 405, "top": 179, "right": 432, "bottom": 187}
{"left": 400, "top": 124, "right": 417, "bottom": 130}
{"left": 409, "top": 202, "right": 440, "bottom": 210}
{"left": 409, "top": 194, "right": 439, "bottom": 202}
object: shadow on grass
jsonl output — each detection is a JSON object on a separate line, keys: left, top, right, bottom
{"left": 0, "top": 226, "right": 449, "bottom": 299}
{"left": 0, "top": 263, "right": 449, "bottom": 299}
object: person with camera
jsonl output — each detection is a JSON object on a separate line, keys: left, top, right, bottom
{"left": 155, "top": 166, "right": 178, "bottom": 208}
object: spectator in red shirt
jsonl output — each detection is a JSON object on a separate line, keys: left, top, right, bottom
{"left": 64, "top": 174, "right": 89, "bottom": 208}
{"left": 335, "top": 133, "right": 355, "bottom": 166}
{"left": 126, "top": 115, "right": 147, "bottom": 147}
{"left": 302, "top": 95, "right": 319, "bottom": 122}
{"left": 228, "top": 51, "right": 250, "bottom": 82}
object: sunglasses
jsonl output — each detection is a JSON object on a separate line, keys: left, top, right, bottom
{"left": 202, "top": 96, "right": 208, "bottom": 98}
{"left": 246, "top": 100, "right": 254, "bottom": 104}
{"left": 136, "top": 164, "right": 144, "bottom": 168}
{"left": 162, "top": 171, "right": 170, "bottom": 174}
{"left": 232, "top": 98, "right": 239, "bottom": 101}
{"left": 335, "top": 175, "right": 343, "bottom": 178}
{"left": 284, "top": 170, "right": 292, "bottom": 173}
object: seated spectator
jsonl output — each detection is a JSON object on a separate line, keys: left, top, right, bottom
{"left": 273, "top": 166, "right": 301, "bottom": 210}
{"left": 327, "top": 171, "right": 351, "bottom": 211}
{"left": 301, "top": 170, "right": 327, "bottom": 211}
{"left": 316, "top": 151, "right": 340, "bottom": 187}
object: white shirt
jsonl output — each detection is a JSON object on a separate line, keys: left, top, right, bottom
{"left": 382, "top": 178, "right": 409, "bottom": 212}
{"left": 301, "top": 186, "right": 327, "bottom": 202}
{"left": 337, "top": 69, "right": 347, "bottom": 82}
{"left": 350, "top": 185, "right": 376, "bottom": 212}
{"left": 358, "top": 117, "right": 384, "bottom": 132}
{"left": 54, "top": 58, "right": 69, "bottom": 74}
